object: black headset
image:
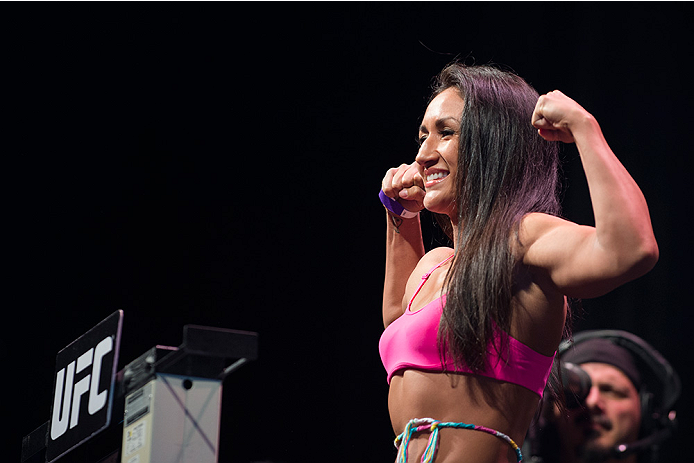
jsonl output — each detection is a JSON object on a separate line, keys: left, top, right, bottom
{"left": 553, "top": 330, "right": 681, "bottom": 461}
{"left": 559, "top": 330, "right": 681, "bottom": 440}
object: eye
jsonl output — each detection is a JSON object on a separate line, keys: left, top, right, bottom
{"left": 598, "top": 384, "right": 629, "bottom": 399}
{"left": 440, "top": 129, "right": 456, "bottom": 138}
{"left": 416, "top": 134, "right": 428, "bottom": 146}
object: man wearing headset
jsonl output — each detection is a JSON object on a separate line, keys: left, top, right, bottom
{"left": 525, "top": 330, "right": 681, "bottom": 463}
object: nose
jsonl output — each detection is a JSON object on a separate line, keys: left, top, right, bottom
{"left": 584, "top": 386, "right": 604, "bottom": 412}
{"left": 415, "top": 138, "right": 438, "bottom": 169}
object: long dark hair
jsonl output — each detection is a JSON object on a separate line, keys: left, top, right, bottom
{"left": 431, "top": 63, "right": 562, "bottom": 371}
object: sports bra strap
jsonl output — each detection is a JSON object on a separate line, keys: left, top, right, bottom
{"left": 407, "top": 254, "right": 454, "bottom": 311}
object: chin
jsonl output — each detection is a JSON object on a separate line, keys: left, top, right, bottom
{"left": 577, "top": 440, "right": 614, "bottom": 463}
{"left": 423, "top": 195, "right": 456, "bottom": 216}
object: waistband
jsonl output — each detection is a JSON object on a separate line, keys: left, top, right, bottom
{"left": 394, "top": 417, "right": 523, "bottom": 463}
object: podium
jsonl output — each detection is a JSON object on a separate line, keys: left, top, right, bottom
{"left": 22, "top": 311, "right": 258, "bottom": 463}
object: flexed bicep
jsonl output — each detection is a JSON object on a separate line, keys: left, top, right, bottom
{"left": 521, "top": 214, "right": 652, "bottom": 299}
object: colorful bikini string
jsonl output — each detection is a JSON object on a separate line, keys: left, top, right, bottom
{"left": 394, "top": 417, "right": 523, "bottom": 463}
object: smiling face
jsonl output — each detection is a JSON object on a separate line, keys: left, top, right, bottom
{"left": 415, "top": 87, "right": 464, "bottom": 220}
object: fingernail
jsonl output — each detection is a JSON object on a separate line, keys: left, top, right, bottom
{"left": 400, "top": 190, "right": 409, "bottom": 199}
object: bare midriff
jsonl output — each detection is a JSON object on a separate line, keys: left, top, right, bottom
{"left": 388, "top": 369, "right": 541, "bottom": 463}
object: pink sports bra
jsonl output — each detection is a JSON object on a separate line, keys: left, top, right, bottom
{"left": 379, "top": 255, "right": 555, "bottom": 397}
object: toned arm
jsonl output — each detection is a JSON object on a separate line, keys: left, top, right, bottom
{"left": 523, "top": 91, "right": 658, "bottom": 298}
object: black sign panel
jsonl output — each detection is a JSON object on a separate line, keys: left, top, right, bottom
{"left": 46, "top": 310, "right": 123, "bottom": 462}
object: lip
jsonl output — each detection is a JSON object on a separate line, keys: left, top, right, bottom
{"left": 424, "top": 169, "right": 449, "bottom": 188}
{"left": 584, "top": 417, "right": 612, "bottom": 433}
{"left": 588, "top": 422, "right": 605, "bottom": 432}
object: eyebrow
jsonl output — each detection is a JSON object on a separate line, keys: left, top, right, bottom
{"left": 419, "top": 117, "right": 461, "bottom": 133}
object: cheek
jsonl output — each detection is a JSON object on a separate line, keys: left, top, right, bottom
{"left": 614, "top": 404, "right": 641, "bottom": 437}
{"left": 444, "top": 146, "right": 459, "bottom": 172}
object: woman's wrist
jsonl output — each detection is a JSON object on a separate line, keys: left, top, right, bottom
{"left": 379, "top": 189, "right": 420, "bottom": 219}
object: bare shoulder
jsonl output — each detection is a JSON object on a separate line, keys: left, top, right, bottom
{"left": 518, "top": 213, "right": 578, "bottom": 245}
{"left": 404, "top": 246, "right": 454, "bottom": 293}
{"left": 415, "top": 247, "right": 455, "bottom": 273}
{"left": 396, "top": 246, "right": 454, "bottom": 313}
{"left": 516, "top": 213, "right": 589, "bottom": 263}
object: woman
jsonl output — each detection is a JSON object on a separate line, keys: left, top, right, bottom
{"left": 378, "top": 63, "right": 658, "bottom": 463}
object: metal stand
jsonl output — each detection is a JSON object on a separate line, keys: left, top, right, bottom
{"left": 119, "top": 326, "right": 257, "bottom": 463}
{"left": 122, "top": 373, "right": 222, "bottom": 463}
{"left": 22, "top": 318, "right": 258, "bottom": 463}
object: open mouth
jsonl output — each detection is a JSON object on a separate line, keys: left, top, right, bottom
{"left": 425, "top": 171, "right": 449, "bottom": 187}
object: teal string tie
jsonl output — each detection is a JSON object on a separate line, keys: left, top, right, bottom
{"left": 394, "top": 418, "right": 523, "bottom": 463}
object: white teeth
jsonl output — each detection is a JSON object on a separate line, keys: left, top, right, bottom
{"left": 426, "top": 172, "right": 448, "bottom": 182}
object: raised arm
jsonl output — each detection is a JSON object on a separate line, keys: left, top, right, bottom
{"left": 381, "top": 163, "right": 426, "bottom": 327}
{"left": 523, "top": 91, "right": 658, "bottom": 298}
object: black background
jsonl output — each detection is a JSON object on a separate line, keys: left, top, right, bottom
{"left": 8, "top": 3, "right": 692, "bottom": 462}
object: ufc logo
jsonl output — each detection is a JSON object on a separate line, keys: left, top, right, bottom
{"left": 50, "top": 335, "right": 113, "bottom": 440}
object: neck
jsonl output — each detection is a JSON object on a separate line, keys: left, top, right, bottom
{"left": 450, "top": 218, "right": 460, "bottom": 250}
